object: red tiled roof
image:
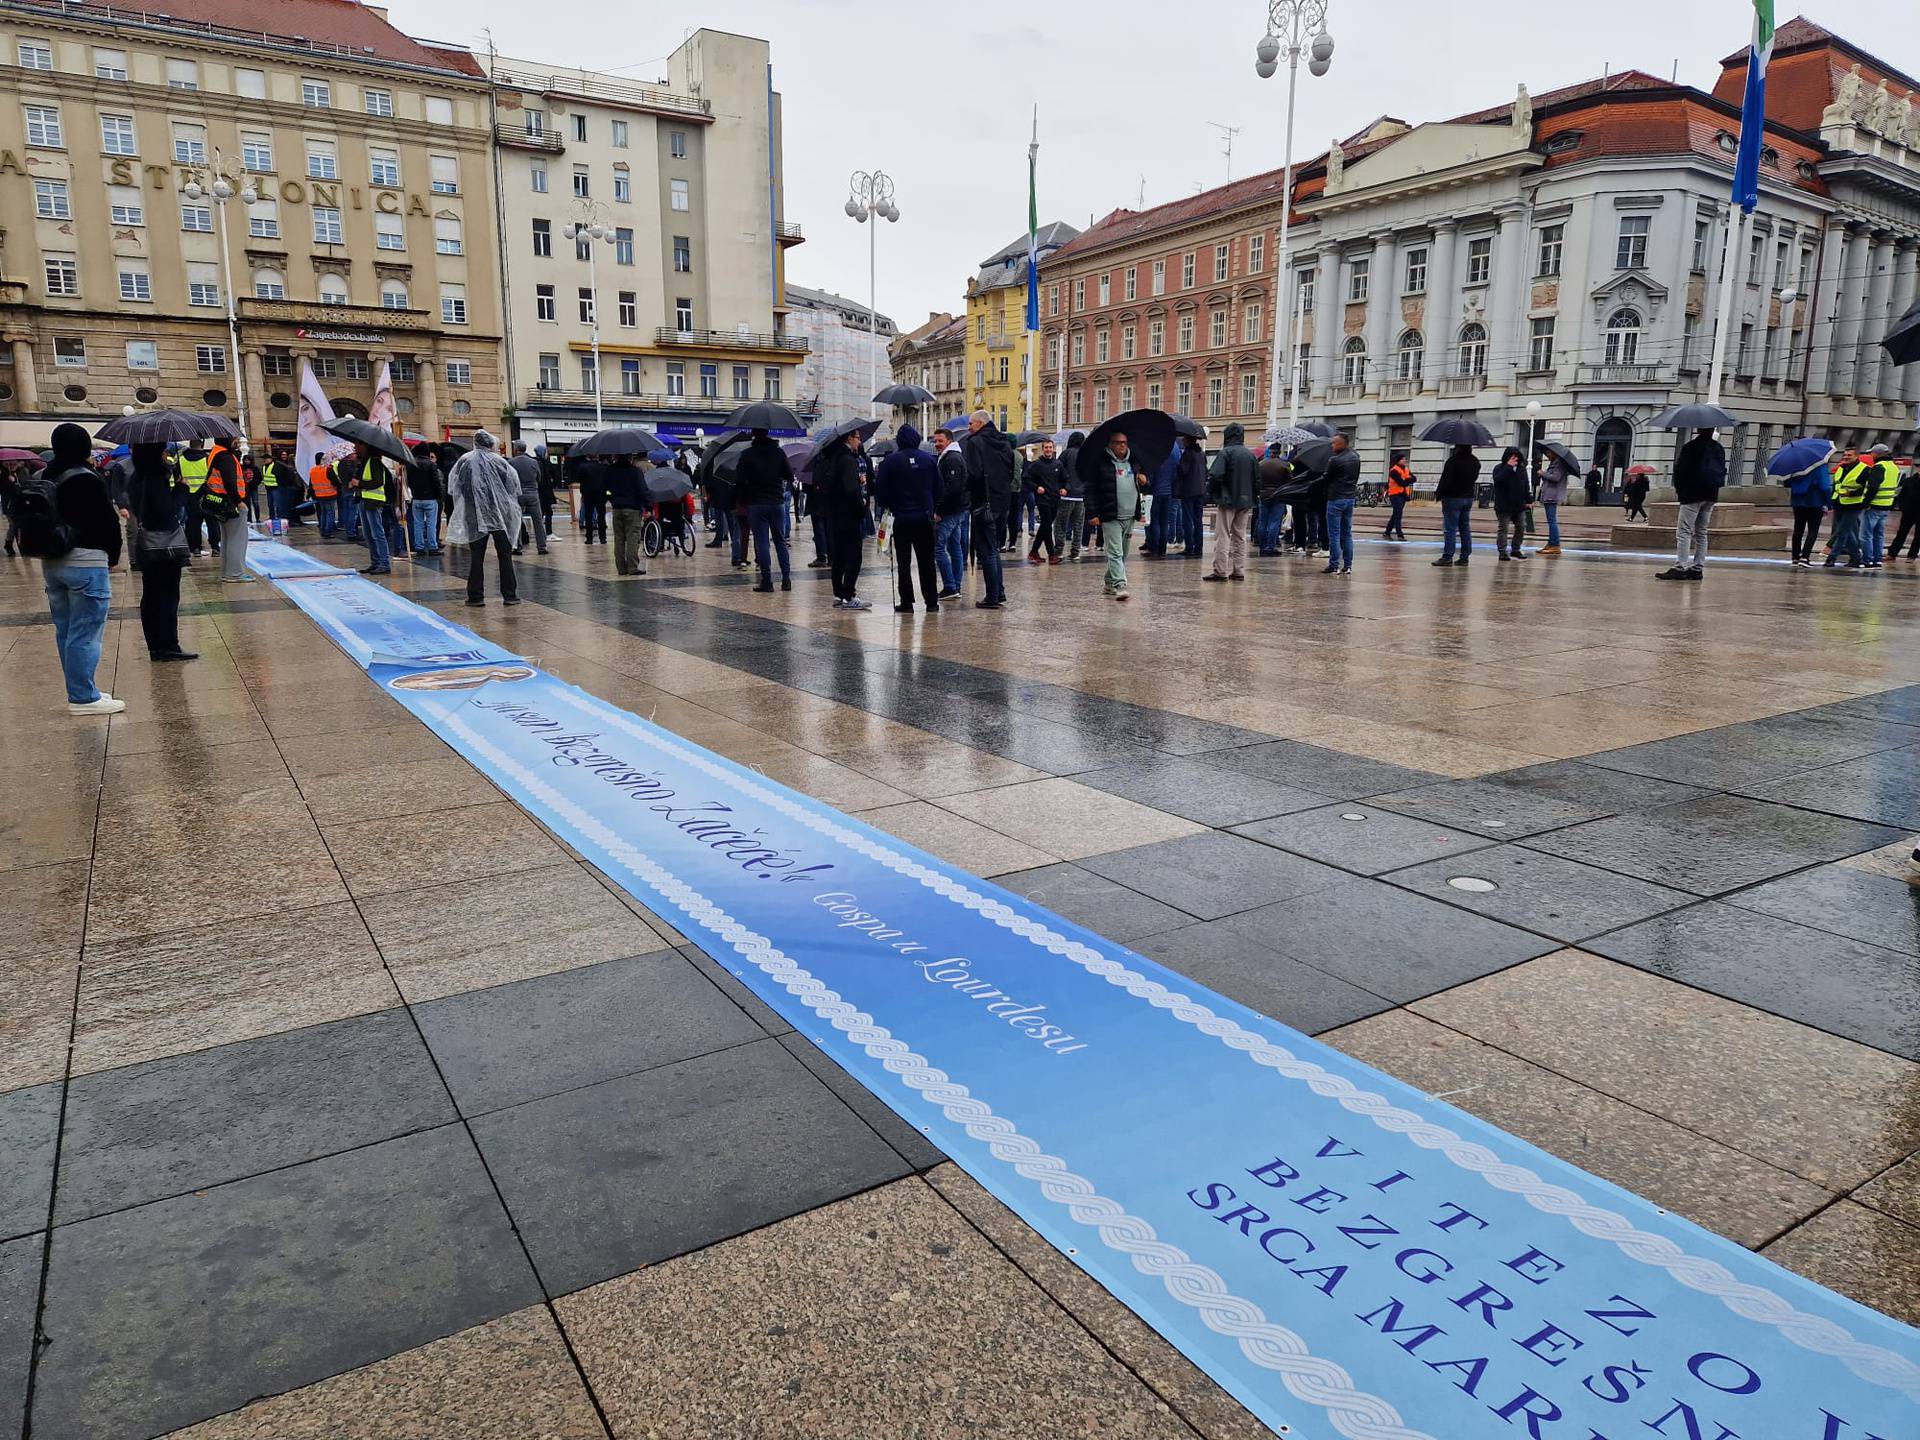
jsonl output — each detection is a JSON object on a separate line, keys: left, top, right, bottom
{"left": 12, "top": 0, "right": 474, "bottom": 73}
{"left": 1713, "top": 15, "right": 1920, "bottom": 129}
{"left": 1534, "top": 96, "right": 1826, "bottom": 196}
{"left": 417, "top": 42, "right": 485, "bottom": 79}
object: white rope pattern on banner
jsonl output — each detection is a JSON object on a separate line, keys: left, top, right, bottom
{"left": 547, "top": 687, "right": 1920, "bottom": 1404}
{"left": 434, "top": 705, "right": 1426, "bottom": 1440}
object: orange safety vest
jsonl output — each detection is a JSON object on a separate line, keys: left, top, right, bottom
{"left": 202, "top": 444, "right": 247, "bottom": 501}
{"left": 1387, "top": 462, "right": 1414, "bottom": 497}
{"left": 308, "top": 462, "right": 338, "bottom": 498}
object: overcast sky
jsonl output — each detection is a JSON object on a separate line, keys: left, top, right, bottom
{"left": 402, "top": 1, "right": 1904, "bottom": 328}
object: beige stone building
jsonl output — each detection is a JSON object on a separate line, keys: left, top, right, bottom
{"left": 487, "top": 32, "right": 805, "bottom": 447}
{"left": 0, "top": 0, "right": 503, "bottom": 445}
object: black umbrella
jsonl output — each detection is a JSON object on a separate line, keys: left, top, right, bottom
{"left": 1297, "top": 420, "right": 1336, "bottom": 439}
{"left": 644, "top": 469, "right": 695, "bottom": 503}
{"left": 873, "top": 383, "right": 936, "bottom": 406}
{"left": 697, "top": 430, "right": 750, "bottom": 485}
{"left": 724, "top": 401, "right": 804, "bottom": 432}
{"left": 573, "top": 426, "right": 664, "bottom": 458}
{"left": 1013, "top": 430, "right": 1054, "bottom": 446}
{"left": 321, "top": 415, "right": 410, "bottom": 464}
{"left": 1168, "top": 414, "right": 1207, "bottom": 440}
{"left": 1538, "top": 439, "right": 1581, "bottom": 470}
{"left": 200, "top": 412, "right": 242, "bottom": 441}
{"left": 1416, "top": 417, "right": 1496, "bottom": 447}
{"left": 95, "top": 408, "right": 231, "bottom": 445}
{"left": 1289, "top": 438, "right": 1336, "bottom": 475}
{"left": 867, "top": 437, "right": 897, "bottom": 458}
{"left": 803, "top": 417, "right": 882, "bottom": 472}
{"left": 1648, "top": 402, "right": 1738, "bottom": 431}
{"left": 1882, "top": 299, "right": 1920, "bottom": 366}
{"left": 1074, "top": 408, "right": 1178, "bottom": 491}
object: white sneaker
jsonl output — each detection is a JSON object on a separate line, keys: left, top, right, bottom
{"left": 846, "top": 597, "right": 872, "bottom": 611}
{"left": 831, "top": 598, "right": 847, "bottom": 608}
{"left": 69, "top": 694, "right": 126, "bottom": 715}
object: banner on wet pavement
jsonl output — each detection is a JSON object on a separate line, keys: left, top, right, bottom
{"left": 262, "top": 571, "right": 520, "bottom": 670}
{"left": 270, "top": 576, "right": 1919, "bottom": 1440}
{"left": 243, "top": 541, "right": 350, "bottom": 580}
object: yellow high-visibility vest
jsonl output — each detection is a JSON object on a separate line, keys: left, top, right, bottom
{"left": 177, "top": 454, "right": 211, "bottom": 493}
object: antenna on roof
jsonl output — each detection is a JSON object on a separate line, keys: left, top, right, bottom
{"left": 1602, "top": 61, "right": 1610, "bottom": 87}
{"left": 1207, "top": 121, "right": 1242, "bottom": 183}
{"left": 1138, "top": 175, "right": 1146, "bottom": 208}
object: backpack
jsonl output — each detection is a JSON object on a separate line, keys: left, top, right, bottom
{"left": 8, "top": 470, "right": 75, "bottom": 558}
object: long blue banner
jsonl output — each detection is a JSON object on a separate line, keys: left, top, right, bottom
{"left": 261, "top": 571, "right": 520, "bottom": 670}
{"left": 272, "top": 574, "right": 1919, "bottom": 1440}
{"left": 244, "top": 540, "right": 350, "bottom": 580}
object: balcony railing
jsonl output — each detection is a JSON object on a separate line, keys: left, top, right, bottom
{"left": 492, "top": 66, "right": 711, "bottom": 118}
{"left": 1378, "top": 378, "right": 1420, "bottom": 400}
{"left": 521, "top": 385, "right": 758, "bottom": 413}
{"left": 1438, "top": 373, "right": 1484, "bottom": 397}
{"left": 495, "top": 122, "right": 563, "bottom": 153}
{"left": 774, "top": 221, "right": 803, "bottom": 244}
{"left": 985, "top": 331, "right": 1017, "bottom": 351}
{"left": 653, "top": 326, "right": 808, "bottom": 353}
{"left": 237, "top": 296, "right": 429, "bottom": 331}
{"left": 1325, "top": 381, "right": 1363, "bottom": 403}
{"left": 1574, "top": 362, "right": 1671, "bottom": 385}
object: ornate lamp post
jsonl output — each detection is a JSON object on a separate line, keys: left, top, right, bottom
{"left": 845, "top": 170, "right": 899, "bottom": 417}
{"left": 563, "top": 202, "right": 616, "bottom": 429}
{"left": 182, "top": 151, "right": 257, "bottom": 443}
{"left": 1255, "top": 1, "right": 1334, "bottom": 435}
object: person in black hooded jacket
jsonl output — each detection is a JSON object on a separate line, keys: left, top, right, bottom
{"left": 124, "top": 442, "right": 195, "bottom": 661}
{"left": 1055, "top": 431, "right": 1087, "bottom": 560}
{"left": 1490, "top": 446, "right": 1532, "bottom": 561}
{"left": 38, "top": 423, "right": 125, "bottom": 712}
{"left": 815, "top": 431, "right": 869, "bottom": 608}
{"left": 736, "top": 429, "right": 794, "bottom": 592}
{"left": 1024, "top": 440, "right": 1064, "bottom": 564}
{"left": 873, "top": 424, "right": 941, "bottom": 612}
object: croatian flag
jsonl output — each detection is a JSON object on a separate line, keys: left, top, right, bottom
{"left": 1731, "top": 0, "right": 1775, "bottom": 213}
{"left": 1025, "top": 111, "right": 1040, "bottom": 332}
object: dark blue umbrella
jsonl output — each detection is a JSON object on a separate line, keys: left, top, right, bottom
{"left": 874, "top": 383, "right": 936, "bottom": 406}
{"left": 802, "top": 417, "right": 881, "bottom": 472}
{"left": 940, "top": 415, "right": 969, "bottom": 433}
{"left": 1648, "top": 402, "right": 1737, "bottom": 431}
{"left": 725, "top": 401, "right": 804, "bottom": 431}
{"left": 1074, "top": 409, "right": 1177, "bottom": 490}
{"left": 1168, "top": 414, "right": 1207, "bottom": 440}
{"left": 1297, "top": 420, "right": 1336, "bottom": 439}
{"left": 1416, "top": 417, "right": 1496, "bottom": 447}
{"left": 1767, "top": 437, "right": 1835, "bottom": 479}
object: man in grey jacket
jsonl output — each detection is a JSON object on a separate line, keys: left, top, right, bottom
{"left": 509, "top": 441, "right": 548, "bottom": 555}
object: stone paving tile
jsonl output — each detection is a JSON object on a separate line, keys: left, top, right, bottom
{"left": 1221, "top": 880, "right": 1556, "bottom": 1004}
{"left": 557, "top": 1178, "right": 1201, "bottom": 1440}
{"left": 1581, "top": 711, "right": 1917, "bottom": 791}
{"left": 275, "top": 723, "right": 451, "bottom": 781}
{"left": 1370, "top": 759, "right": 1710, "bottom": 840}
{"left": 1412, "top": 950, "right": 1920, "bottom": 1189}
{"left": 739, "top": 746, "right": 915, "bottom": 812}
{"left": 994, "top": 862, "right": 1192, "bottom": 944}
{"left": 256, "top": 693, "right": 413, "bottom": 741}
{"left": 415, "top": 951, "right": 764, "bottom": 1116}
{"left": 0, "top": 792, "right": 98, "bottom": 870}
{"left": 1081, "top": 830, "right": 1353, "bottom": 921}
{"left": 1197, "top": 737, "right": 1441, "bottom": 799}
{"left": 0, "top": 954, "right": 77, "bottom": 1095}
{"left": 1761, "top": 1201, "right": 1920, "bottom": 1326}
{"left": 777, "top": 1032, "right": 946, "bottom": 1173}
{"left": 1586, "top": 902, "right": 1920, "bottom": 1061}
{"left": 933, "top": 777, "right": 1205, "bottom": 861}
{"left": 0, "top": 1083, "right": 59, "bottom": 1242}
{"left": 1388, "top": 843, "right": 1698, "bottom": 943}
{"left": 293, "top": 754, "right": 504, "bottom": 825}
{"left": 925, "top": 1165, "right": 1273, "bottom": 1440}
{"left": 1809, "top": 684, "right": 1920, "bottom": 727}
{"left": 0, "top": 859, "right": 87, "bottom": 964}
{"left": 1134, "top": 922, "right": 1392, "bottom": 1034}
{"left": 1233, "top": 802, "right": 1494, "bottom": 876}
{"left": 322, "top": 801, "right": 570, "bottom": 898}
{"left": 674, "top": 943, "right": 796, "bottom": 1039}
{"left": 102, "top": 711, "right": 272, "bottom": 759}
{"left": 1857, "top": 1156, "right": 1920, "bottom": 1228}
{"left": 157, "top": 1304, "right": 605, "bottom": 1440}
{"left": 56, "top": 1011, "right": 453, "bottom": 1226}
{"left": 98, "top": 739, "right": 291, "bottom": 811}
{"left": 32, "top": 1126, "right": 541, "bottom": 1440}
{"left": 1074, "top": 756, "right": 1330, "bottom": 828}
{"left": 0, "top": 1235, "right": 37, "bottom": 1440}
{"left": 470, "top": 1038, "right": 909, "bottom": 1296}
{"left": 1521, "top": 792, "right": 1903, "bottom": 897}
{"left": 852, "top": 799, "right": 1057, "bottom": 877}
{"left": 1736, "top": 744, "right": 1920, "bottom": 831}
{"left": 72, "top": 903, "right": 399, "bottom": 1076}
{"left": 1325, "top": 1010, "right": 1832, "bottom": 1248}
{"left": 1288, "top": 720, "right": 1554, "bottom": 779}
{"left": 1726, "top": 862, "right": 1920, "bottom": 957}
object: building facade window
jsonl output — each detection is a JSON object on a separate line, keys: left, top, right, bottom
{"left": 1240, "top": 372, "right": 1257, "bottom": 411}
{"left": 94, "top": 48, "right": 127, "bottom": 79}
{"left": 1098, "top": 274, "right": 1110, "bottom": 306}
{"left": 370, "top": 149, "right": 400, "bottom": 187}
{"left": 1149, "top": 318, "right": 1164, "bottom": 356}
{"left": 127, "top": 340, "right": 158, "bottom": 369}
{"left": 1527, "top": 316, "right": 1556, "bottom": 371}
{"left": 1616, "top": 214, "right": 1649, "bottom": 270}
{"left": 1457, "top": 322, "right": 1487, "bottom": 376}
{"left": 699, "top": 363, "right": 718, "bottom": 398}
{"left": 1535, "top": 224, "right": 1563, "bottom": 278}
{"left": 532, "top": 218, "right": 551, "bottom": 257}
{"left": 670, "top": 178, "right": 689, "bottom": 211}
{"left": 1152, "top": 259, "right": 1166, "bottom": 295}
{"left": 1177, "top": 313, "right": 1194, "bottom": 352}
{"left": 253, "top": 269, "right": 285, "bottom": 300}
{"left": 1242, "top": 302, "right": 1262, "bottom": 344}
{"left": 1692, "top": 217, "right": 1711, "bottom": 272}
{"left": 572, "top": 164, "right": 590, "bottom": 198}
{"left": 1214, "top": 243, "right": 1230, "bottom": 282}
{"left": 1404, "top": 247, "right": 1427, "bottom": 294}
{"left": 1604, "top": 308, "right": 1642, "bottom": 365}
{"left": 669, "top": 130, "right": 687, "bottom": 158}
{"left": 1465, "top": 237, "right": 1491, "bottom": 285}
{"left": 1248, "top": 234, "right": 1265, "bottom": 273}
{"left": 570, "top": 113, "right": 588, "bottom": 142}
{"left": 1095, "top": 328, "right": 1109, "bottom": 363}
{"left": 613, "top": 227, "right": 634, "bottom": 265}
{"left": 617, "top": 291, "right": 636, "bottom": 326}
{"left": 18, "top": 40, "right": 52, "bottom": 69}
{"left": 578, "top": 288, "right": 595, "bottom": 324}
{"left": 365, "top": 88, "right": 393, "bottom": 117}
{"left": 675, "top": 298, "right": 693, "bottom": 332}
{"left": 307, "top": 143, "right": 337, "bottom": 179}
{"left": 118, "top": 267, "right": 151, "bottom": 302}
{"left": 579, "top": 355, "right": 598, "bottom": 391}
{"left": 537, "top": 353, "right": 560, "bottom": 389}
{"left": 429, "top": 156, "right": 458, "bottom": 194}
{"left": 1121, "top": 323, "right": 1136, "bottom": 360}
{"left": 1207, "top": 375, "right": 1224, "bottom": 414}
{"left": 441, "top": 287, "right": 468, "bottom": 325}
{"left": 1348, "top": 257, "right": 1370, "bottom": 302}
{"left": 620, "top": 358, "right": 641, "bottom": 395}
{"left": 53, "top": 336, "right": 85, "bottom": 366}
{"left": 1181, "top": 252, "right": 1196, "bottom": 288}
{"left": 673, "top": 235, "right": 691, "bottom": 272}
{"left": 732, "top": 364, "right": 750, "bottom": 399}
{"left": 374, "top": 212, "right": 402, "bottom": 250}
{"left": 1209, "top": 309, "right": 1227, "bottom": 347}
{"left": 196, "top": 344, "right": 226, "bottom": 373}
{"left": 666, "top": 362, "right": 685, "bottom": 397}
{"left": 380, "top": 282, "right": 408, "bottom": 309}
{"left": 445, "top": 359, "right": 471, "bottom": 385}
{"left": 764, "top": 368, "right": 781, "bottom": 399}
{"left": 301, "top": 79, "right": 331, "bottom": 108}
{"left": 1175, "top": 377, "right": 1191, "bottom": 413}
{"left": 45, "top": 255, "right": 78, "bottom": 296}
{"left": 318, "top": 274, "right": 348, "bottom": 304}
{"left": 100, "top": 113, "right": 136, "bottom": 155}
{"left": 33, "top": 179, "right": 69, "bottom": 220}
{"left": 181, "top": 203, "right": 213, "bottom": 233}
{"left": 1341, "top": 336, "right": 1367, "bottom": 386}
{"left": 530, "top": 160, "right": 548, "bottom": 193}
{"left": 1124, "top": 266, "right": 1137, "bottom": 299}
{"left": 25, "top": 105, "right": 63, "bottom": 148}
{"left": 1395, "top": 329, "right": 1423, "bottom": 381}
{"left": 240, "top": 131, "right": 272, "bottom": 172}
{"left": 312, "top": 208, "right": 343, "bottom": 244}
{"left": 110, "top": 188, "right": 144, "bottom": 226}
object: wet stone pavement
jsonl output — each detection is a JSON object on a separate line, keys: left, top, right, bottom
{"left": 2, "top": 522, "right": 1918, "bottom": 1438}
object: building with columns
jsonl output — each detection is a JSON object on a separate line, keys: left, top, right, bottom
{"left": 487, "top": 31, "right": 805, "bottom": 448}
{"left": 0, "top": 0, "right": 504, "bottom": 445}
{"left": 1039, "top": 17, "right": 1919, "bottom": 490}
{"left": 889, "top": 311, "right": 967, "bottom": 424}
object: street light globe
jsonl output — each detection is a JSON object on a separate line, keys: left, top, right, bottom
{"left": 212, "top": 177, "right": 232, "bottom": 201}
{"left": 881, "top": 202, "right": 899, "bottom": 223}
{"left": 1526, "top": 399, "right": 1542, "bottom": 417}
{"left": 1310, "top": 31, "right": 1334, "bottom": 62}
{"left": 1779, "top": 286, "right": 1798, "bottom": 305}
{"left": 182, "top": 179, "right": 203, "bottom": 200}
{"left": 588, "top": 223, "right": 606, "bottom": 240}
{"left": 239, "top": 186, "right": 258, "bottom": 205}
{"left": 844, "top": 198, "right": 863, "bottom": 219}
{"left": 1308, "top": 55, "right": 1330, "bottom": 77}
{"left": 122, "top": 405, "right": 136, "bottom": 416}
{"left": 1255, "top": 34, "right": 1281, "bottom": 65}
{"left": 562, "top": 222, "right": 578, "bottom": 238}
{"left": 1255, "top": 57, "right": 1278, "bottom": 78}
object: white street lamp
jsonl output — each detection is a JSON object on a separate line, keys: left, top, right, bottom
{"left": 1525, "top": 398, "right": 1542, "bottom": 493}
{"left": 1256, "top": 0, "right": 1333, "bottom": 436}
{"left": 187, "top": 151, "right": 258, "bottom": 444}
{"left": 847, "top": 169, "right": 899, "bottom": 417}
{"left": 564, "top": 204, "right": 616, "bottom": 428}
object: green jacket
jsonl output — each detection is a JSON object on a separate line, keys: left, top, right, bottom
{"left": 1206, "top": 423, "right": 1260, "bottom": 510}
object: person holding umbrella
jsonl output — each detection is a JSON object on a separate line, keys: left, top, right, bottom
{"left": 1889, "top": 461, "right": 1920, "bottom": 562}
{"left": 1433, "top": 444, "right": 1480, "bottom": 567}
{"left": 736, "top": 428, "right": 794, "bottom": 593}
{"left": 1490, "top": 446, "right": 1532, "bottom": 562}
{"left": 339, "top": 442, "right": 392, "bottom": 575}
{"left": 963, "top": 410, "right": 1014, "bottom": 609}
{"left": 873, "top": 425, "right": 941, "bottom": 613}
{"left": 1202, "top": 423, "right": 1258, "bottom": 582}
{"left": 1535, "top": 446, "right": 1572, "bottom": 556}
{"left": 447, "top": 431, "right": 522, "bottom": 605}
{"left": 605, "top": 451, "right": 648, "bottom": 576}
{"left": 1087, "top": 428, "right": 1147, "bottom": 602}
{"left": 815, "top": 426, "right": 871, "bottom": 610}
{"left": 1770, "top": 436, "right": 1835, "bottom": 569}
{"left": 1657, "top": 428, "right": 1725, "bottom": 582}
{"left": 509, "top": 441, "right": 549, "bottom": 555}
{"left": 123, "top": 442, "right": 195, "bottom": 662}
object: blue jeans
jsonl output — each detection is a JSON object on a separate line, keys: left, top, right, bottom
{"left": 341, "top": 495, "right": 361, "bottom": 540}
{"left": 1542, "top": 501, "right": 1560, "bottom": 548}
{"left": 936, "top": 512, "right": 969, "bottom": 592}
{"left": 1324, "top": 497, "right": 1356, "bottom": 570}
{"left": 974, "top": 507, "right": 1005, "bottom": 602}
{"left": 315, "top": 496, "right": 339, "bottom": 536}
{"left": 1183, "top": 498, "right": 1204, "bottom": 555}
{"left": 267, "top": 487, "right": 291, "bottom": 528}
{"left": 364, "top": 505, "right": 392, "bottom": 570}
{"left": 1865, "top": 509, "right": 1888, "bottom": 564}
{"left": 409, "top": 499, "right": 439, "bottom": 552}
{"left": 1440, "top": 497, "right": 1474, "bottom": 560}
{"left": 1829, "top": 508, "right": 1865, "bottom": 566}
{"left": 749, "top": 501, "right": 791, "bottom": 583}
{"left": 1145, "top": 495, "right": 1179, "bottom": 552}
{"left": 1254, "top": 500, "right": 1287, "bottom": 553}
{"left": 1016, "top": 490, "right": 1037, "bottom": 535}
{"left": 43, "top": 561, "right": 112, "bottom": 703}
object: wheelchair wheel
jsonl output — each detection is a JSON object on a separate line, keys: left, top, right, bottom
{"left": 674, "top": 529, "right": 696, "bottom": 557}
{"left": 642, "top": 518, "right": 663, "bottom": 558}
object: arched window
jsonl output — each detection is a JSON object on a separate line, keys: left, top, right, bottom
{"left": 1594, "top": 416, "right": 1634, "bottom": 489}
{"left": 252, "top": 268, "right": 285, "bottom": 301}
{"left": 317, "top": 273, "right": 348, "bottom": 306}
{"left": 1605, "top": 307, "right": 1642, "bottom": 366}
{"left": 1457, "top": 322, "right": 1488, "bottom": 377}
{"left": 380, "top": 280, "right": 409, "bottom": 310}
{"left": 1341, "top": 335, "right": 1367, "bottom": 387}
{"left": 1396, "top": 329, "right": 1424, "bottom": 382}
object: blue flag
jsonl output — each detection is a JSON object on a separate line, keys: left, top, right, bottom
{"left": 1731, "top": 0, "right": 1775, "bottom": 212}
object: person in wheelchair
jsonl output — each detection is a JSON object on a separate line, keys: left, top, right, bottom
{"left": 650, "top": 491, "right": 697, "bottom": 555}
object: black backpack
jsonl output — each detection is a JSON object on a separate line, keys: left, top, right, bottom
{"left": 8, "top": 469, "right": 75, "bottom": 558}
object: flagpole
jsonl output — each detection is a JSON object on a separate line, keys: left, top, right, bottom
{"left": 1706, "top": 202, "right": 1749, "bottom": 407}
{"left": 1026, "top": 105, "right": 1040, "bottom": 434}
